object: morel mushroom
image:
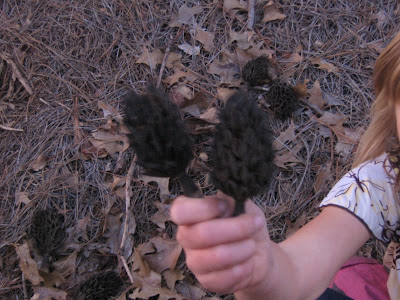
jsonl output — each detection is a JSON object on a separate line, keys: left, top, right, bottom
{"left": 123, "top": 88, "right": 201, "bottom": 197}
{"left": 242, "top": 56, "right": 273, "bottom": 87}
{"left": 211, "top": 92, "right": 275, "bottom": 216}
{"left": 266, "top": 82, "right": 298, "bottom": 121}
{"left": 77, "top": 271, "right": 124, "bottom": 300}
{"left": 28, "top": 209, "right": 66, "bottom": 268}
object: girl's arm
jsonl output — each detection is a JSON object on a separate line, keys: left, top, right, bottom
{"left": 171, "top": 194, "right": 370, "bottom": 300}
{"left": 235, "top": 205, "right": 370, "bottom": 300}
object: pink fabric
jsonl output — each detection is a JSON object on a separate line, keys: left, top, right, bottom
{"left": 329, "top": 256, "right": 390, "bottom": 300}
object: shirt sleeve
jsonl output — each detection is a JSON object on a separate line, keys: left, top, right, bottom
{"left": 319, "top": 155, "right": 400, "bottom": 244}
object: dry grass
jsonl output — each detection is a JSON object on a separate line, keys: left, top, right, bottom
{"left": 1, "top": 0, "right": 400, "bottom": 298}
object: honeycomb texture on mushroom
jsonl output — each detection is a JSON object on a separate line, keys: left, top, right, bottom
{"left": 266, "top": 82, "right": 299, "bottom": 121}
{"left": 211, "top": 92, "right": 275, "bottom": 215}
{"left": 76, "top": 271, "right": 124, "bottom": 300}
{"left": 242, "top": 56, "right": 272, "bottom": 87}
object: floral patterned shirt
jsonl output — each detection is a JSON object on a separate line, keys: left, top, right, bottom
{"left": 319, "top": 153, "right": 400, "bottom": 299}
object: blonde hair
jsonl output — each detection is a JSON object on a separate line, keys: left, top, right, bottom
{"left": 353, "top": 31, "right": 400, "bottom": 167}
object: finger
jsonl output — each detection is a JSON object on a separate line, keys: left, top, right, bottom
{"left": 186, "top": 239, "right": 255, "bottom": 274}
{"left": 170, "top": 195, "right": 233, "bottom": 225}
{"left": 196, "top": 258, "right": 254, "bottom": 294}
{"left": 177, "top": 213, "right": 265, "bottom": 249}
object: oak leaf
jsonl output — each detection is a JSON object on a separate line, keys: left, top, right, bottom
{"left": 15, "top": 242, "right": 43, "bottom": 285}
{"left": 169, "top": 4, "right": 203, "bottom": 27}
{"left": 263, "top": 1, "right": 286, "bottom": 23}
{"left": 194, "top": 28, "right": 215, "bottom": 52}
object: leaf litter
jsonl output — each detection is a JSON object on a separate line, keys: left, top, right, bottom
{"left": 0, "top": 0, "right": 399, "bottom": 299}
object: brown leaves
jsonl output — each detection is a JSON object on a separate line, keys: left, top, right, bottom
{"left": 15, "top": 242, "right": 43, "bottom": 285}
{"left": 144, "top": 236, "right": 182, "bottom": 273}
{"left": 263, "top": 1, "right": 287, "bottom": 23}
{"left": 194, "top": 28, "right": 215, "bottom": 52}
{"left": 169, "top": 5, "right": 203, "bottom": 27}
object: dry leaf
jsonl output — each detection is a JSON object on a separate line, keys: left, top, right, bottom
{"left": 169, "top": 4, "right": 203, "bottom": 27}
{"left": 223, "top": 0, "right": 248, "bottom": 11}
{"left": 163, "top": 269, "right": 185, "bottom": 290}
{"left": 165, "top": 52, "right": 182, "bottom": 69}
{"left": 178, "top": 43, "right": 200, "bottom": 56}
{"left": 194, "top": 28, "right": 215, "bottom": 52}
{"left": 199, "top": 107, "right": 218, "bottom": 124}
{"left": 139, "top": 175, "right": 170, "bottom": 200}
{"left": 165, "top": 68, "right": 194, "bottom": 86}
{"left": 62, "top": 215, "right": 91, "bottom": 250}
{"left": 131, "top": 247, "right": 151, "bottom": 278}
{"left": 217, "top": 88, "right": 236, "bottom": 103}
{"left": 375, "top": 10, "right": 388, "bottom": 30}
{"left": 335, "top": 142, "right": 353, "bottom": 157}
{"left": 15, "top": 242, "right": 43, "bottom": 285}
{"left": 310, "top": 57, "right": 338, "bottom": 73}
{"left": 317, "top": 111, "right": 346, "bottom": 126}
{"left": 230, "top": 30, "right": 255, "bottom": 50}
{"left": 136, "top": 47, "right": 164, "bottom": 71}
{"left": 144, "top": 236, "right": 183, "bottom": 273}
{"left": 285, "top": 214, "right": 306, "bottom": 237}
{"left": 31, "top": 286, "right": 67, "bottom": 300}
{"left": 150, "top": 202, "right": 171, "bottom": 229}
{"left": 293, "top": 82, "right": 308, "bottom": 98}
{"left": 170, "top": 84, "right": 193, "bottom": 107}
{"left": 313, "top": 162, "right": 332, "bottom": 194}
{"left": 176, "top": 281, "right": 207, "bottom": 299}
{"left": 98, "top": 101, "right": 122, "bottom": 122}
{"left": 128, "top": 270, "right": 176, "bottom": 299}
{"left": 208, "top": 61, "right": 241, "bottom": 86}
{"left": 89, "top": 131, "right": 130, "bottom": 156}
{"left": 274, "top": 143, "right": 303, "bottom": 169}
{"left": 39, "top": 270, "right": 66, "bottom": 287}
{"left": 262, "top": 1, "right": 286, "bottom": 23}
{"left": 272, "top": 122, "right": 296, "bottom": 151}
{"left": 180, "top": 93, "right": 212, "bottom": 116}
{"left": 308, "top": 81, "right": 326, "bottom": 110}
{"left": 52, "top": 252, "right": 78, "bottom": 277}
{"left": 15, "top": 191, "right": 31, "bottom": 206}
{"left": 32, "top": 154, "right": 49, "bottom": 171}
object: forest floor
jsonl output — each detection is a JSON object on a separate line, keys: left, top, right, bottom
{"left": 1, "top": 1, "right": 400, "bottom": 299}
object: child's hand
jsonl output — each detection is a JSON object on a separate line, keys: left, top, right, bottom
{"left": 170, "top": 192, "right": 272, "bottom": 294}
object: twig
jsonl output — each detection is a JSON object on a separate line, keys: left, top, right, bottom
{"left": 300, "top": 99, "right": 324, "bottom": 116}
{"left": 0, "top": 53, "right": 33, "bottom": 95}
{"left": 0, "top": 124, "right": 23, "bottom": 132}
{"left": 119, "top": 157, "right": 136, "bottom": 283}
{"left": 22, "top": 273, "right": 28, "bottom": 300}
{"left": 120, "top": 255, "right": 134, "bottom": 284}
{"left": 156, "top": 29, "right": 183, "bottom": 88}
{"left": 73, "top": 96, "right": 82, "bottom": 146}
{"left": 120, "top": 157, "right": 136, "bottom": 251}
{"left": 247, "top": 0, "right": 256, "bottom": 30}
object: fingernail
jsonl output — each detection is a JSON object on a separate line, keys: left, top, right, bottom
{"left": 254, "top": 216, "right": 265, "bottom": 229}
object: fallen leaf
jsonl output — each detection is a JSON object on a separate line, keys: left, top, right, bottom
{"left": 292, "top": 82, "right": 308, "bottom": 98}
{"left": 150, "top": 202, "right": 171, "bottom": 229}
{"left": 208, "top": 61, "right": 241, "bottom": 86}
{"left": 32, "top": 154, "right": 49, "bottom": 171}
{"left": 262, "top": 1, "right": 286, "bottom": 23}
{"left": 335, "top": 142, "right": 354, "bottom": 157}
{"left": 136, "top": 47, "right": 164, "bottom": 71}
{"left": 274, "top": 143, "right": 303, "bottom": 169}
{"left": 178, "top": 43, "right": 200, "bottom": 56}
{"left": 165, "top": 68, "right": 192, "bottom": 86}
{"left": 317, "top": 111, "right": 346, "bottom": 126}
{"left": 230, "top": 30, "right": 255, "bottom": 50}
{"left": 39, "top": 270, "right": 66, "bottom": 288}
{"left": 375, "top": 10, "right": 388, "bottom": 30}
{"left": 217, "top": 88, "right": 236, "bottom": 103}
{"left": 131, "top": 247, "right": 151, "bottom": 278}
{"left": 31, "top": 286, "right": 67, "bottom": 300}
{"left": 62, "top": 215, "right": 91, "bottom": 250}
{"left": 165, "top": 52, "right": 182, "bottom": 69}
{"left": 15, "top": 191, "right": 31, "bottom": 206}
{"left": 89, "top": 131, "right": 130, "bottom": 156}
{"left": 52, "top": 252, "right": 78, "bottom": 277}
{"left": 285, "top": 214, "right": 306, "bottom": 237}
{"left": 169, "top": 4, "right": 203, "bottom": 27}
{"left": 199, "top": 107, "right": 218, "bottom": 124}
{"left": 308, "top": 81, "right": 326, "bottom": 110}
{"left": 139, "top": 175, "right": 170, "bottom": 200}
{"left": 15, "top": 242, "right": 43, "bottom": 285}
{"left": 310, "top": 57, "right": 338, "bottom": 73}
{"left": 163, "top": 269, "right": 185, "bottom": 290}
{"left": 176, "top": 281, "right": 207, "bottom": 299}
{"left": 170, "top": 84, "right": 193, "bottom": 107}
{"left": 194, "top": 28, "right": 215, "bottom": 52}
{"left": 223, "top": 0, "right": 248, "bottom": 11}
{"left": 98, "top": 101, "right": 122, "bottom": 122}
{"left": 180, "top": 92, "right": 212, "bottom": 116}
{"left": 128, "top": 270, "right": 178, "bottom": 299}
{"left": 313, "top": 162, "right": 332, "bottom": 194}
{"left": 273, "top": 122, "right": 296, "bottom": 151}
{"left": 144, "top": 236, "right": 183, "bottom": 273}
